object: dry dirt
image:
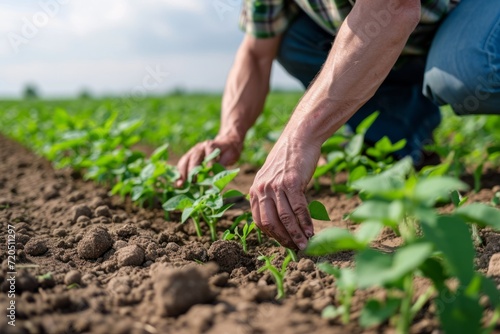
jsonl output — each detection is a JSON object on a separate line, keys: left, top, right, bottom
{"left": 0, "top": 134, "right": 499, "bottom": 334}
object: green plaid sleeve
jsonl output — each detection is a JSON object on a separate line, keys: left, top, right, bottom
{"left": 239, "top": 0, "right": 299, "bottom": 38}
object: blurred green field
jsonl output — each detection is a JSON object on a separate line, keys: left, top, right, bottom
{"left": 1, "top": 92, "right": 500, "bottom": 170}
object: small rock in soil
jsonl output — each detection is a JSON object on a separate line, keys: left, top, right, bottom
{"left": 297, "top": 258, "right": 316, "bottom": 272}
{"left": 53, "top": 228, "right": 67, "bottom": 238}
{"left": 209, "top": 272, "right": 229, "bottom": 287}
{"left": 16, "top": 271, "right": 39, "bottom": 293}
{"left": 487, "top": 253, "right": 500, "bottom": 277}
{"left": 113, "top": 240, "right": 128, "bottom": 250}
{"left": 117, "top": 245, "right": 145, "bottom": 267}
{"left": 242, "top": 283, "right": 276, "bottom": 302}
{"left": 153, "top": 263, "right": 218, "bottom": 316}
{"left": 24, "top": 238, "right": 48, "bottom": 256}
{"left": 73, "top": 204, "right": 92, "bottom": 222}
{"left": 108, "top": 276, "right": 132, "bottom": 294}
{"left": 16, "top": 234, "right": 31, "bottom": 245}
{"left": 77, "top": 227, "right": 113, "bottom": 260}
{"left": 208, "top": 240, "right": 247, "bottom": 273}
{"left": 64, "top": 270, "right": 82, "bottom": 285}
{"left": 95, "top": 205, "right": 111, "bottom": 218}
{"left": 115, "top": 224, "right": 137, "bottom": 238}
{"left": 182, "top": 245, "right": 208, "bottom": 262}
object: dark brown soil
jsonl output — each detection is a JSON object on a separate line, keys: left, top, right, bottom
{"left": 0, "top": 134, "right": 499, "bottom": 334}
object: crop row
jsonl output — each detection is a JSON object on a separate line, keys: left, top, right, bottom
{"left": 1, "top": 96, "right": 500, "bottom": 333}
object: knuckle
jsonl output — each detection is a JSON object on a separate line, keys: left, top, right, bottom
{"left": 278, "top": 213, "right": 294, "bottom": 228}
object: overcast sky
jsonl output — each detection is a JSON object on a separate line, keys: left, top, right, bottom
{"left": 0, "top": 0, "right": 301, "bottom": 98}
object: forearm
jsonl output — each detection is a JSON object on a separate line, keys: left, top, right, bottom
{"left": 283, "top": 0, "right": 421, "bottom": 148}
{"left": 218, "top": 36, "right": 281, "bottom": 142}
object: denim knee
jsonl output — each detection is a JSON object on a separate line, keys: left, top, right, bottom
{"left": 423, "top": 0, "right": 500, "bottom": 115}
{"left": 424, "top": 61, "right": 500, "bottom": 115}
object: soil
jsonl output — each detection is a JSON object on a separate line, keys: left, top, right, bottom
{"left": 0, "top": 134, "right": 499, "bottom": 334}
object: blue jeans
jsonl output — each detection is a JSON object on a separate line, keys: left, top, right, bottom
{"left": 276, "top": 0, "right": 500, "bottom": 164}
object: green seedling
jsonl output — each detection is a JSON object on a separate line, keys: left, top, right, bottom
{"left": 306, "top": 159, "right": 500, "bottom": 333}
{"left": 223, "top": 213, "right": 257, "bottom": 253}
{"left": 257, "top": 252, "right": 293, "bottom": 300}
{"left": 164, "top": 150, "right": 240, "bottom": 240}
{"left": 314, "top": 112, "right": 405, "bottom": 194}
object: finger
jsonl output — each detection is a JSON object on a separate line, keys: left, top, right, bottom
{"left": 276, "top": 191, "right": 309, "bottom": 250}
{"left": 186, "top": 145, "right": 206, "bottom": 175}
{"left": 250, "top": 194, "right": 282, "bottom": 245}
{"left": 260, "top": 195, "right": 298, "bottom": 249}
{"left": 176, "top": 154, "right": 190, "bottom": 186}
{"left": 286, "top": 192, "right": 315, "bottom": 239}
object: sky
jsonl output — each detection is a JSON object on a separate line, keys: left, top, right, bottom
{"left": 0, "top": 0, "right": 301, "bottom": 98}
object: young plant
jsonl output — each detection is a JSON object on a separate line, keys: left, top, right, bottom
{"left": 163, "top": 150, "right": 240, "bottom": 240}
{"left": 306, "top": 159, "right": 500, "bottom": 333}
{"left": 223, "top": 213, "right": 257, "bottom": 253}
{"left": 257, "top": 251, "right": 294, "bottom": 300}
{"left": 314, "top": 112, "right": 405, "bottom": 194}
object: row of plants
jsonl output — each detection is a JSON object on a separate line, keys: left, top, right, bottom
{"left": 2, "top": 97, "right": 500, "bottom": 333}
{"left": 305, "top": 159, "right": 500, "bottom": 333}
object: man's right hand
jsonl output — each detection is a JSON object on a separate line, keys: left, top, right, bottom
{"left": 176, "top": 134, "right": 243, "bottom": 186}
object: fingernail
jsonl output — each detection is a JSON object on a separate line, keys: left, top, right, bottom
{"left": 298, "top": 242, "right": 307, "bottom": 250}
{"left": 306, "top": 231, "right": 313, "bottom": 238}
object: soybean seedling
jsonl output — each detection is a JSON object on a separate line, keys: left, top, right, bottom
{"left": 257, "top": 252, "right": 293, "bottom": 300}
{"left": 223, "top": 220, "right": 256, "bottom": 253}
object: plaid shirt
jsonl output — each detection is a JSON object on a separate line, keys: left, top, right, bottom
{"left": 240, "top": 0, "right": 460, "bottom": 55}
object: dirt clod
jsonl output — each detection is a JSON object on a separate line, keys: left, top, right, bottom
{"left": 73, "top": 204, "right": 92, "bottom": 222}
{"left": 77, "top": 227, "right": 113, "bottom": 260}
{"left": 208, "top": 240, "right": 248, "bottom": 273}
{"left": 154, "top": 263, "right": 218, "bottom": 316}
{"left": 95, "top": 205, "right": 111, "bottom": 218}
{"left": 297, "top": 258, "right": 316, "bottom": 272}
{"left": 64, "top": 270, "right": 82, "bottom": 285}
{"left": 24, "top": 238, "right": 48, "bottom": 256}
{"left": 117, "top": 245, "right": 145, "bottom": 267}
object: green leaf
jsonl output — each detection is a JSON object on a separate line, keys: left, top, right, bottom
{"left": 355, "top": 243, "right": 433, "bottom": 288}
{"left": 414, "top": 177, "right": 468, "bottom": 205}
{"left": 181, "top": 207, "right": 194, "bottom": 223}
{"left": 360, "top": 298, "right": 400, "bottom": 328}
{"left": 419, "top": 257, "right": 449, "bottom": 290}
{"left": 421, "top": 215, "right": 475, "bottom": 285}
{"left": 321, "top": 305, "right": 344, "bottom": 320}
{"left": 345, "top": 134, "right": 364, "bottom": 158}
{"left": 308, "top": 201, "right": 330, "bottom": 221}
{"left": 438, "top": 289, "right": 482, "bottom": 334}
{"left": 355, "top": 111, "right": 379, "bottom": 134}
{"left": 162, "top": 195, "right": 194, "bottom": 211}
{"left": 348, "top": 165, "right": 367, "bottom": 185}
{"left": 350, "top": 201, "right": 399, "bottom": 228}
{"left": 223, "top": 189, "right": 244, "bottom": 199}
{"left": 305, "top": 228, "right": 369, "bottom": 256}
{"left": 150, "top": 143, "right": 169, "bottom": 162}
{"left": 212, "top": 169, "right": 240, "bottom": 191}
{"left": 479, "top": 274, "right": 500, "bottom": 308}
{"left": 455, "top": 203, "right": 500, "bottom": 230}
{"left": 355, "top": 221, "right": 383, "bottom": 244}
{"left": 204, "top": 148, "right": 221, "bottom": 163}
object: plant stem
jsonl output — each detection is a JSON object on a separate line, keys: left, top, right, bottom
{"left": 410, "top": 286, "right": 434, "bottom": 319}
{"left": 341, "top": 292, "right": 352, "bottom": 324}
{"left": 201, "top": 211, "right": 217, "bottom": 241}
{"left": 397, "top": 274, "right": 413, "bottom": 334}
{"left": 192, "top": 216, "right": 203, "bottom": 238}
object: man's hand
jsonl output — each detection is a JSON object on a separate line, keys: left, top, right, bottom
{"left": 249, "top": 138, "right": 320, "bottom": 250}
{"left": 176, "top": 134, "right": 243, "bottom": 186}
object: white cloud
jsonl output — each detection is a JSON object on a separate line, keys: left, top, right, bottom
{"left": 0, "top": 1, "right": 300, "bottom": 97}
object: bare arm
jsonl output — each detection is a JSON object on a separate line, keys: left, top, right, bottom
{"left": 250, "top": 0, "right": 421, "bottom": 249}
{"left": 177, "top": 35, "right": 281, "bottom": 184}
